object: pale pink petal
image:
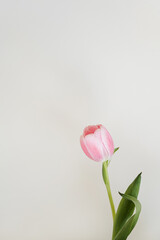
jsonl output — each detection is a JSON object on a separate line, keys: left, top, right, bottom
{"left": 80, "top": 136, "right": 93, "bottom": 159}
{"left": 84, "top": 134, "right": 104, "bottom": 162}
{"left": 100, "top": 126, "right": 114, "bottom": 158}
{"left": 94, "top": 128, "right": 109, "bottom": 159}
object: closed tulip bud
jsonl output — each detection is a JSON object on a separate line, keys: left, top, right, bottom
{"left": 80, "top": 124, "right": 114, "bottom": 162}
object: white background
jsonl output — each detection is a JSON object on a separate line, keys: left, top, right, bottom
{"left": 0, "top": 1, "right": 160, "bottom": 239}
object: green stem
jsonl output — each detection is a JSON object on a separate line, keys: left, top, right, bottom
{"left": 102, "top": 161, "right": 116, "bottom": 222}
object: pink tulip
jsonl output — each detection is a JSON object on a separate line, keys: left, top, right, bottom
{"left": 80, "top": 124, "right": 114, "bottom": 162}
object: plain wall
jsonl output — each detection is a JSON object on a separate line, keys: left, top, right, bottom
{"left": 0, "top": 1, "right": 160, "bottom": 239}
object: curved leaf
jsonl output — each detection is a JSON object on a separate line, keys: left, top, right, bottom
{"left": 114, "top": 193, "right": 141, "bottom": 240}
{"left": 112, "top": 173, "right": 142, "bottom": 240}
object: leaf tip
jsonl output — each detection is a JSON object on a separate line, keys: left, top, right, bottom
{"left": 114, "top": 147, "right": 120, "bottom": 154}
{"left": 118, "top": 192, "right": 123, "bottom": 197}
{"left": 137, "top": 172, "right": 142, "bottom": 179}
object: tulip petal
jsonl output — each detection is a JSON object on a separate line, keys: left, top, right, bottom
{"left": 83, "top": 125, "right": 101, "bottom": 136}
{"left": 80, "top": 136, "right": 93, "bottom": 159}
{"left": 100, "top": 126, "right": 114, "bottom": 158}
{"left": 94, "top": 128, "right": 109, "bottom": 158}
{"left": 84, "top": 134, "right": 104, "bottom": 161}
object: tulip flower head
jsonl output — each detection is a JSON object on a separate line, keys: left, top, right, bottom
{"left": 80, "top": 124, "right": 114, "bottom": 162}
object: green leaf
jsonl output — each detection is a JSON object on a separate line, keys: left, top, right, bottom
{"left": 114, "top": 147, "right": 119, "bottom": 154}
{"left": 113, "top": 194, "right": 141, "bottom": 240}
{"left": 112, "top": 173, "right": 142, "bottom": 240}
